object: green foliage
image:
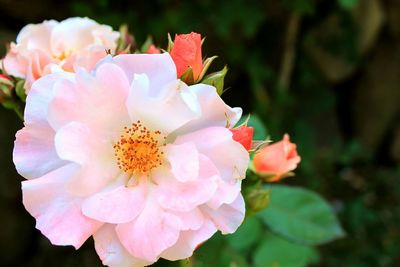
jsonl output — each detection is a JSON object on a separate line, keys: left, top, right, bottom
{"left": 258, "top": 185, "right": 345, "bottom": 245}
{"left": 337, "top": 0, "right": 360, "bottom": 9}
{"left": 253, "top": 232, "right": 319, "bottom": 267}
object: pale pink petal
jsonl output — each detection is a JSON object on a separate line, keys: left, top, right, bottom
{"left": 47, "top": 63, "right": 130, "bottom": 137}
{"left": 54, "top": 121, "right": 113, "bottom": 165}
{"left": 22, "top": 164, "right": 103, "bottom": 248}
{"left": 116, "top": 202, "right": 181, "bottom": 262}
{"left": 50, "top": 17, "right": 119, "bottom": 57}
{"left": 202, "top": 194, "right": 245, "bottom": 234}
{"left": 175, "top": 84, "right": 242, "bottom": 135}
{"left": 154, "top": 165, "right": 218, "bottom": 212}
{"left": 94, "top": 224, "right": 150, "bottom": 267}
{"left": 166, "top": 142, "right": 199, "bottom": 182}
{"left": 82, "top": 182, "right": 147, "bottom": 224}
{"left": 175, "top": 127, "right": 249, "bottom": 182}
{"left": 13, "top": 123, "right": 66, "bottom": 179}
{"left": 161, "top": 220, "right": 217, "bottom": 261}
{"left": 112, "top": 53, "right": 177, "bottom": 93}
{"left": 174, "top": 208, "right": 204, "bottom": 231}
{"left": 25, "top": 72, "right": 74, "bottom": 125}
{"left": 126, "top": 75, "right": 200, "bottom": 134}
{"left": 17, "top": 20, "right": 56, "bottom": 52}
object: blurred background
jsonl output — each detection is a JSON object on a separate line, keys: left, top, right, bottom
{"left": 0, "top": 0, "right": 399, "bottom": 266}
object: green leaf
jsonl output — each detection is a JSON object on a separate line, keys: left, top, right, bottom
{"left": 226, "top": 216, "right": 263, "bottom": 251}
{"left": 253, "top": 232, "right": 319, "bottom": 267}
{"left": 258, "top": 185, "right": 345, "bottom": 245}
{"left": 338, "top": 0, "right": 359, "bottom": 9}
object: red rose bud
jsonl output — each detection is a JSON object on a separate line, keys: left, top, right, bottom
{"left": 230, "top": 126, "right": 254, "bottom": 151}
{"left": 253, "top": 134, "right": 301, "bottom": 182}
{"left": 170, "top": 32, "right": 203, "bottom": 81}
{"left": 146, "top": 44, "right": 161, "bottom": 54}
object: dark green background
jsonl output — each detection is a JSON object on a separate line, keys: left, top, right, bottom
{"left": 0, "top": 0, "right": 399, "bottom": 266}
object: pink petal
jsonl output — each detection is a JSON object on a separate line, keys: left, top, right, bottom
{"left": 126, "top": 75, "right": 200, "bottom": 134}
{"left": 202, "top": 194, "right": 245, "bottom": 234}
{"left": 13, "top": 123, "right": 67, "bottom": 179}
{"left": 25, "top": 72, "right": 74, "bottom": 125}
{"left": 175, "top": 84, "right": 242, "bottom": 135}
{"left": 154, "top": 165, "right": 218, "bottom": 212}
{"left": 161, "top": 220, "right": 217, "bottom": 261}
{"left": 175, "top": 127, "right": 249, "bottom": 182}
{"left": 82, "top": 182, "right": 146, "bottom": 224}
{"left": 94, "top": 224, "right": 150, "bottom": 267}
{"left": 22, "top": 164, "right": 102, "bottom": 248}
{"left": 116, "top": 202, "right": 181, "bottom": 262}
{"left": 47, "top": 63, "right": 130, "bottom": 137}
{"left": 166, "top": 142, "right": 199, "bottom": 182}
{"left": 112, "top": 53, "right": 177, "bottom": 93}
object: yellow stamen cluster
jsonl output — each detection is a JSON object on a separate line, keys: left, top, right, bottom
{"left": 113, "top": 121, "right": 165, "bottom": 175}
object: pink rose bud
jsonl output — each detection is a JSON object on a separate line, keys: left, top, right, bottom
{"left": 147, "top": 44, "right": 161, "bottom": 54}
{"left": 230, "top": 126, "right": 254, "bottom": 150}
{"left": 253, "top": 134, "right": 301, "bottom": 182}
{"left": 170, "top": 32, "right": 203, "bottom": 80}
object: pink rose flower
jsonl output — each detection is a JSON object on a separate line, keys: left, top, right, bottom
{"left": 170, "top": 32, "right": 203, "bottom": 80}
{"left": 253, "top": 134, "right": 301, "bottom": 182}
{"left": 230, "top": 126, "right": 254, "bottom": 150}
{"left": 2, "top": 17, "right": 119, "bottom": 93}
{"left": 14, "top": 53, "right": 249, "bottom": 266}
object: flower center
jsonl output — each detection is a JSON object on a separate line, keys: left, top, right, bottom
{"left": 113, "top": 121, "right": 165, "bottom": 176}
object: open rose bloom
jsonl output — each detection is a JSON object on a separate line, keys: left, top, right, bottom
{"left": 2, "top": 17, "right": 119, "bottom": 92}
{"left": 14, "top": 53, "right": 249, "bottom": 266}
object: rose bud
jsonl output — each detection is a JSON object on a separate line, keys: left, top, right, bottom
{"left": 253, "top": 134, "right": 301, "bottom": 182}
{"left": 230, "top": 126, "right": 254, "bottom": 151}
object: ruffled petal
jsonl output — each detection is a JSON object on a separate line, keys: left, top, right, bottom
{"left": 161, "top": 220, "right": 217, "bottom": 261}
{"left": 202, "top": 194, "right": 245, "bottom": 234}
{"left": 82, "top": 181, "right": 146, "bottom": 224}
{"left": 22, "top": 164, "right": 102, "bottom": 248}
{"left": 13, "top": 123, "right": 67, "bottom": 179}
{"left": 48, "top": 63, "right": 130, "bottom": 137}
{"left": 112, "top": 53, "right": 177, "bottom": 93}
{"left": 154, "top": 161, "right": 218, "bottom": 212}
{"left": 166, "top": 142, "right": 199, "bottom": 182}
{"left": 126, "top": 74, "right": 200, "bottom": 134}
{"left": 94, "top": 224, "right": 150, "bottom": 267}
{"left": 175, "top": 84, "right": 242, "bottom": 135}
{"left": 116, "top": 202, "right": 181, "bottom": 263}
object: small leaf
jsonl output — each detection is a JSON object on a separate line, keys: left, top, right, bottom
{"left": 253, "top": 232, "right": 319, "bottom": 267}
{"left": 258, "top": 185, "right": 345, "bottom": 245}
{"left": 201, "top": 65, "right": 227, "bottom": 95}
{"left": 167, "top": 33, "right": 174, "bottom": 52}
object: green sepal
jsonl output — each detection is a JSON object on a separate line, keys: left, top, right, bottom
{"left": 140, "top": 35, "right": 154, "bottom": 53}
{"left": 15, "top": 79, "right": 26, "bottom": 102}
{"left": 201, "top": 64, "right": 227, "bottom": 95}
{"left": 197, "top": 55, "right": 218, "bottom": 82}
{"left": 180, "top": 67, "right": 195, "bottom": 85}
{"left": 167, "top": 33, "right": 174, "bottom": 52}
